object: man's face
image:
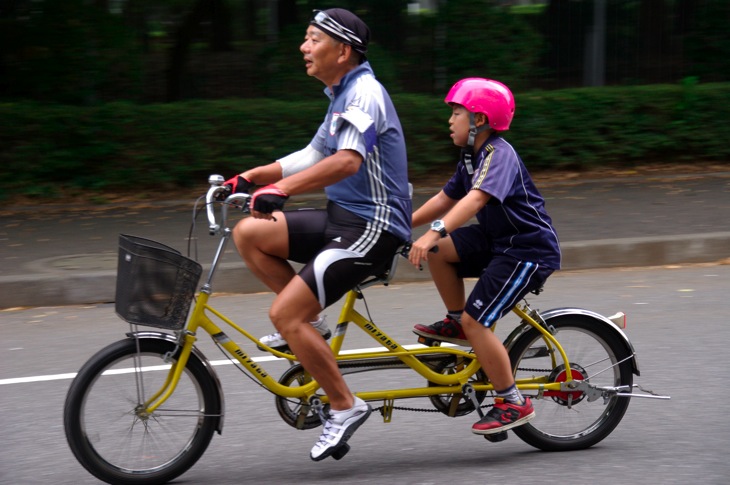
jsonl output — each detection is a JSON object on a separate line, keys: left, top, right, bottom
{"left": 300, "top": 26, "right": 344, "bottom": 85}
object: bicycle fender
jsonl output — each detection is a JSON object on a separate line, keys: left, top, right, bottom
{"left": 125, "top": 331, "right": 226, "bottom": 433}
{"left": 503, "top": 307, "right": 640, "bottom": 376}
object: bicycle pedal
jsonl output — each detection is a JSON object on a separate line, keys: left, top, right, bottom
{"left": 484, "top": 431, "right": 508, "bottom": 443}
{"left": 331, "top": 443, "right": 350, "bottom": 460}
{"left": 417, "top": 336, "right": 441, "bottom": 347}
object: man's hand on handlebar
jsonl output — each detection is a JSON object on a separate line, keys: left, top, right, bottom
{"left": 250, "top": 184, "right": 289, "bottom": 220}
{"left": 218, "top": 175, "right": 254, "bottom": 200}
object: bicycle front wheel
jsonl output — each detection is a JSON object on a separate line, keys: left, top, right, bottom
{"left": 64, "top": 337, "right": 220, "bottom": 485}
{"left": 509, "top": 314, "right": 634, "bottom": 451}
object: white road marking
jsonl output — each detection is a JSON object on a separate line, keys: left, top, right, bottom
{"left": 1, "top": 343, "right": 456, "bottom": 385}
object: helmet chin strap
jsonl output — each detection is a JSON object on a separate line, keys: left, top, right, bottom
{"left": 460, "top": 112, "right": 490, "bottom": 175}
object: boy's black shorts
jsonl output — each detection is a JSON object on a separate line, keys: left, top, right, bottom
{"left": 451, "top": 224, "right": 554, "bottom": 328}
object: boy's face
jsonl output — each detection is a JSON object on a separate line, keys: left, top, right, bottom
{"left": 448, "top": 104, "right": 471, "bottom": 147}
{"left": 448, "top": 104, "right": 488, "bottom": 147}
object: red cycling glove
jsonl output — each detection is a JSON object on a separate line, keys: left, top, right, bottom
{"left": 223, "top": 175, "right": 254, "bottom": 194}
{"left": 251, "top": 184, "right": 289, "bottom": 214}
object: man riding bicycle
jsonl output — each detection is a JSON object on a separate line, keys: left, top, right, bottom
{"left": 223, "top": 8, "right": 411, "bottom": 461}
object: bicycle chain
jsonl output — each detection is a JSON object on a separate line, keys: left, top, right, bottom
{"left": 342, "top": 355, "right": 495, "bottom": 415}
{"left": 317, "top": 359, "right": 550, "bottom": 418}
{"left": 317, "top": 356, "right": 501, "bottom": 415}
{"left": 373, "top": 402, "right": 495, "bottom": 414}
{"left": 516, "top": 367, "right": 553, "bottom": 373}
{"left": 370, "top": 368, "right": 550, "bottom": 415}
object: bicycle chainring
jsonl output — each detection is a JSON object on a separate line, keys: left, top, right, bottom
{"left": 427, "top": 356, "right": 489, "bottom": 417}
{"left": 274, "top": 364, "right": 327, "bottom": 430}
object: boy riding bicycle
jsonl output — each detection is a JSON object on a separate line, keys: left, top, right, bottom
{"left": 407, "top": 78, "right": 561, "bottom": 435}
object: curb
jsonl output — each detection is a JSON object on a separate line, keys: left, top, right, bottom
{"left": 1, "top": 232, "right": 728, "bottom": 309}
{"left": 559, "top": 232, "right": 730, "bottom": 269}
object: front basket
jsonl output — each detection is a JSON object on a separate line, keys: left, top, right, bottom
{"left": 115, "top": 234, "right": 202, "bottom": 330}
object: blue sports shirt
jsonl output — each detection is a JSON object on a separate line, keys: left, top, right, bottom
{"left": 310, "top": 62, "right": 412, "bottom": 242}
{"left": 443, "top": 135, "right": 562, "bottom": 269}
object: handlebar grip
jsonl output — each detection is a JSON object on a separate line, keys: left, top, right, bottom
{"left": 202, "top": 174, "right": 252, "bottom": 235}
{"left": 400, "top": 243, "right": 439, "bottom": 258}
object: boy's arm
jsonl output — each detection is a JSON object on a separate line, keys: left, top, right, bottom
{"left": 440, "top": 188, "right": 490, "bottom": 235}
{"left": 412, "top": 190, "right": 457, "bottom": 228}
{"left": 408, "top": 188, "right": 490, "bottom": 266}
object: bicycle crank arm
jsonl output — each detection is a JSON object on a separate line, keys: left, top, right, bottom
{"left": 462, "top": 383, "right": 484, "bottom": 418}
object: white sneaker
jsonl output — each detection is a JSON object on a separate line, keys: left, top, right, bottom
{"left": 258, "top": 316, "right": 331, "bottom": 349}
{"left": 310, "top": 396, "right": 371, "bottom": 461}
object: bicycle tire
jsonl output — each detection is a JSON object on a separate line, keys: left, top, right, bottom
{"left": 64, "top": 337, "right": 219, "bottom": 485}
{"left": 508, "top": 314, "right": 633, "bottom": 451}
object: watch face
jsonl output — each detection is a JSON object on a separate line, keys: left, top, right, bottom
{"left": 431, "top": 220, "right": 446, "bottom": 236}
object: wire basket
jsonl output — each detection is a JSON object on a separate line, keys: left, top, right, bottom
{"left": 115, "top": 234, "right": 202, "bottom": 330}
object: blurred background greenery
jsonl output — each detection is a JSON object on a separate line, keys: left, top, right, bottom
{"left": 1, "top": 0, "right": 728, "bottom": 198}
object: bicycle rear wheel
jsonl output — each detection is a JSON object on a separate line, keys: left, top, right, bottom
{"left": 64, "top": 337, "right": 220, "bottom": 485}
{"left": 508, "top": 314, "right": 634, "bottom": 451}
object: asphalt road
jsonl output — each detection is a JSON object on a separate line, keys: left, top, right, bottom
{"left": 2, "top": 264, "right": 729, "bottom": 484}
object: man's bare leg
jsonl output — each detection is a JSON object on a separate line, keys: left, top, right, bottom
{"left": 270, "top": 275, "right": 353, "bottom": 411}
{"left": 232, "top": 212, "right": 295, "bottom": 293}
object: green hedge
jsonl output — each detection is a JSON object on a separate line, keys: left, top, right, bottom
{"left": 1, "top": 81, "right": 728, "bottom": 198}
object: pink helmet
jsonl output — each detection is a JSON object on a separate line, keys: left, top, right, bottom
{"left": 444, "top": 78, "right": 515, "bottom": 131}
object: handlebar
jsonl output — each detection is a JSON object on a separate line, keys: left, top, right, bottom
{"left": 201, "top": 175, "right": 443, "bottom": 256}
{"left": 205, "top": 174, "right": 250, "bottom": 235}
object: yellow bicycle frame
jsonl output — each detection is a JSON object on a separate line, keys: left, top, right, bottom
{"left": 142, "top": 285, "right": 573, "bottom": 415}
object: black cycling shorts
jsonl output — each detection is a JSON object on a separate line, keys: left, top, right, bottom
{"left": 285, "top": 202, "right": 402, "bottom": 309}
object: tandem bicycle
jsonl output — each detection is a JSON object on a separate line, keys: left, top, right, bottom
{"left": 63, "top": 175, "right": 669, "bottom": 485}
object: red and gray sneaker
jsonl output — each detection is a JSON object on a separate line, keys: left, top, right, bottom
{"left": 472, "top": 397, "right": 535, "bottom": 435}
{"left": 413, "top": 316, "right": 469, "bottom": 346}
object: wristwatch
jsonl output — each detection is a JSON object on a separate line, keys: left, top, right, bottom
{"left": 430, "top": 219, "right": 447, "bottom": 238}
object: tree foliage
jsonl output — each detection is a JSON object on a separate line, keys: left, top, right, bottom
{"left": 2, "top": 82, "right": 728, "bottom": 198}
{"left": 0, "top": 0, "right": 142, "bottom": 104}
{"left": 437, "top": 0, "right": 543, "bottom": 91}
{"left": 2, "top": 0, "right": 729, "bottom": 104}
